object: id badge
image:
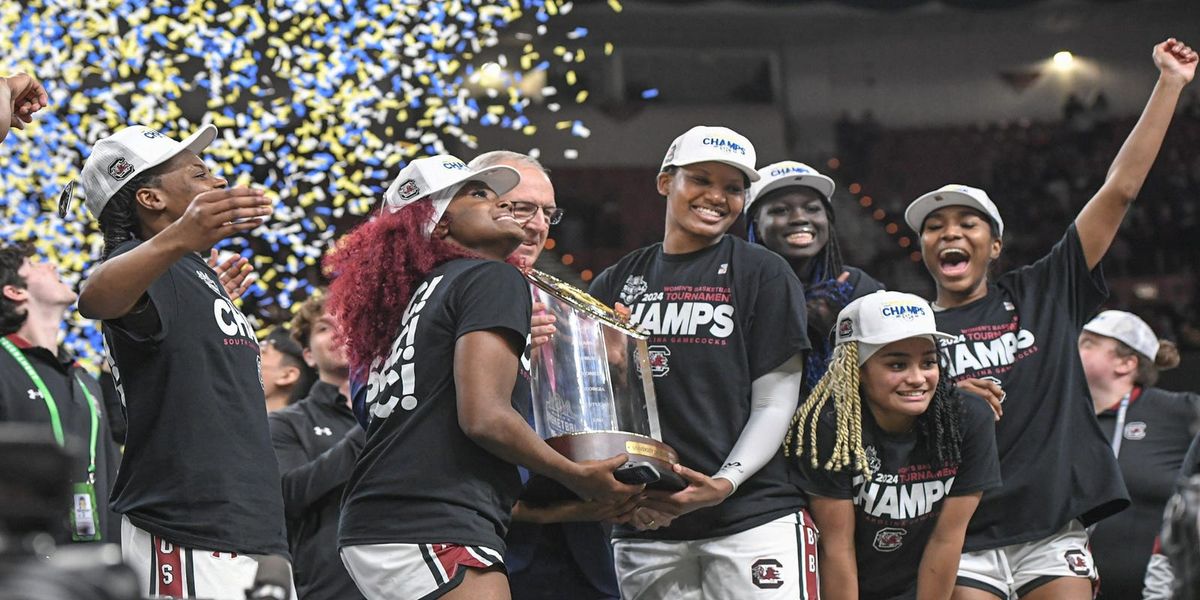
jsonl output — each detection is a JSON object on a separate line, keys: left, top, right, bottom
{"left": 70, "top": 481, "right": 102, "bottom": 542}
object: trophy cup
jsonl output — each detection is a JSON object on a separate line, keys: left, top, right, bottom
{"left": 521, "top": 269, "right": 685, "bottom": 504}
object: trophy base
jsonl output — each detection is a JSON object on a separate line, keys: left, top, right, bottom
{"left": 521, "top": 432, "right": 687, "bottom": 506}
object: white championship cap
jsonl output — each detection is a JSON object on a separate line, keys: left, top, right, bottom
{"left": 660, "top": 125, "right": 759, "bottom": 183}
{"left": 71, "top": 124, "right": 218, "bottom": 219}
{"left": 745, "top": 160, "right": 837, "bottom": 216}
{"left": 382, "top": 155, "right": 521, "bottom": 225}
{"left": 904, "top": 184, "right": 1005, "bottom": 237}
{"left": 835, "top": 290, "right": 955, "bottom": 364}
{"left": 1083, "top": 310, "right": 1160, "bottom": 359}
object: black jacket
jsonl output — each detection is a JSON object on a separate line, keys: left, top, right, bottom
{"left": 269, "top": 381, "right": 365, "bottom": 600}
{"left": 0, "top": 334, "right": 122, "bottom": 544}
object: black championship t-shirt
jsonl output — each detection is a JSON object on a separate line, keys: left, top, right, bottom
{"left": 796, "top": 393, "right": 1001, "bottom": 599}
{"left": 339, "top": 259, "right": 532, "bottom": 552}
{"left": 589, "top": 235, "right": 811, "bottom": 540}
{"left": 933, "top": 225, "right": 1128, "bottom": 551}
{"left": 1092, "top": 386, "right": 1200, "bottom": 599}
{"left": 102, "top": 241, "right": 287, "bottom": 555}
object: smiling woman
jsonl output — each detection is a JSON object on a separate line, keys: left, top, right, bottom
{"left": 903, "top": 38, "right": 1196, "bottom": 600}
{"left": 787, "top": 290, "right": 1000, "bottom": 600}
{"left": 588, "top": 126, "right": 816, "bottom": 599}
{"left": 329, "top": 155, "right": 643, "bottom": 600}
{"left": 745, "top": 161, "right": 885, "bottom": 398}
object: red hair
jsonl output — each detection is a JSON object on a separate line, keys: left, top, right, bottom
{"left": 324, "top": 200, "right": 476, "bottom": 370}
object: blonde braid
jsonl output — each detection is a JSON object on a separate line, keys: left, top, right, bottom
{"left": 785, "top": 344, "right": 843, "bottom": 462}
{"left": 786, "top": 343, "right": 871, "bottom": 479}
{"left": 843, "top": 347, "right": 869, "bottom": 480}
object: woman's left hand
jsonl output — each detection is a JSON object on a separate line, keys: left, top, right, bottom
{"left": 1155, "top": 38, "right": 1197, "bottom": 86}
{"left": 637, "top": 464, "right": 735, "bottom": 518}
{"left": 209, "top": 249, "right": 255, "bottom": 299}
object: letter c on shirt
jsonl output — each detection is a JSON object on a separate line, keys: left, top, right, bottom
{"left": 214, "top": 299, "right": 239, "bottom": 336}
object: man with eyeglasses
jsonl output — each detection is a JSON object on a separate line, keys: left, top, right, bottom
{"left": 468, "top": 151, "right": 623, "bottom": 600}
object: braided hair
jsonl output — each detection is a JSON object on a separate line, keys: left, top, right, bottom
{"left": 785, "top": 341, "right": 964, "bottom": 479}
{"left": 97, "top": 169, "right": 165, "bottom": 259}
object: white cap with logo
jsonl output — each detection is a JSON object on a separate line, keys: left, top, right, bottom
{"left": 1083, "top": 310, "right": 1160, "bottom": 359}
{"left": 835, "top": 290, "right": 955, "bottom": 364}
{"left": 904, "top": 184, "right": 1005, "bottom": 237}
{"left": 72, "top": 124, "right": 218, "bottom": 219}
{"left": 660, "top": 125, "right": 760, "bottom": 183}
{"left": 746, "top": 160, "right": 836, "bottom": 216}
{"left": 382, "top": 154, "right": 521, "bottom": 225}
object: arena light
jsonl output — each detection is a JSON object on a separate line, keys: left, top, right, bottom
{"left": 1052, "top": 51, "right": 1075, "bottom": 70}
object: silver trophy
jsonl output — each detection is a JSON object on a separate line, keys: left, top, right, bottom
{"left": 522, "top": 270, "right": 684, "bottom": 502}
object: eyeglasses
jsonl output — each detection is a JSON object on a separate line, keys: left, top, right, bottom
{"left": 510, "top": 201, "right": 564, "bottom": 225}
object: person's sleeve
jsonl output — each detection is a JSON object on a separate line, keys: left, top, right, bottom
{"left": 949, "top": 392, "right": 1002, "bottom": 496}
{"left": 451, "top": 262, "right": 531, "bottom": 349}
{"left": 713, "top": 355, "right": 804, "bottom": 492}
{"left": 1180, "top": 432, "right": 1200, "bottom": 482}
{"left": 270, "top": 412, "right": 366, "bottom": 520}
{"left": 587, "top": 266, "right": 618, "bottom": 306}
{"left": 1005, "top": 223, "right": 1108, "bottom": 328}
{"left": 98, "top": 369, "right": 126, "bottom": 445}
{"left": 100, "top": 242, "right": 178, "bottom": 343}
{"left": 847, "top": 267, "right": 886, "bottom": 301}
{"left": 745, "top": 254, "right": 810, "bottom": 379}
{"left": 792, "top": 412, "right": 855, "bottom": 500}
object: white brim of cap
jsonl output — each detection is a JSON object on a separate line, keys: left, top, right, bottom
{"left": 671, "top": 158, "right": 761, "bottom": 183}
{"left": 1081, "top": 321, "right": 1157, "bottom": 358}
{"left": 905, "top": 189, "right": 994, "bottom": 234}
{"left": 434, "top": 164, "right": 522, "bottom": 200}
{"left": 747, "top": 173, "right": 835, "bottom": 214}
{"left": 856, "top": 330, "right": 957, "bottom": 345}
{"left": 144, "top": 124, "right": 218, "bottom": 174}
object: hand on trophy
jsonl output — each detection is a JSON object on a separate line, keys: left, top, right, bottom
{"left": 561, "top": 453, "right": 645, "bottom": 505}
{"left": 513, "top": 494, "right": 642, "bottom": 525}
{"left": 530, "top": 301, "right": 557, "bottom": 349}
{"left": 638, "top": 463, "right": 735, "bottom": 518}
{"left": 624, "top": 506, "right": 676, "bottom": 531}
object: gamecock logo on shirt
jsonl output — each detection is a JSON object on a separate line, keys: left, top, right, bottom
{"left": 647, "top": 345, "right": 671, "bottom": 377}
{"left": 873, "top": 527, "right": 906, "bottom": 552}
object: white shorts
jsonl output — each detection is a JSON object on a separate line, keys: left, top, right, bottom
{"left": 340, "top": 542, "right": 505, "bottom": 600}
{"left": 957, "top": 520, "right": 1097, "bottom": 599}
{"left": 612, "top": 510, "right": 819, "bottom": 600}
{"left": 121, "top": 516, "right": 296, "bottom": 600}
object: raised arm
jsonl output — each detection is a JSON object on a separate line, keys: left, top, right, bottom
{"left": 1076, "top": 38, "right": 1196, "bottom": 269}
{"left": 78, "top": 187, "right": 268, "bottom": 320}
{"left": 454, "top": 329, "right": 643, "bottom": 504}
{"left": 0, "top": 73, "right": 49, "bottom": 145}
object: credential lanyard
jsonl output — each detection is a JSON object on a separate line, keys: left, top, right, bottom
{"left": 1, "top": 338, "right": 99, "bottom": 481}
{"left": 1110, "top": 393, "right": 1131, "bottom": 459}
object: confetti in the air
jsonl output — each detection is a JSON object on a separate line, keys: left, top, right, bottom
{"left": 0, "top": 0, "right": 617, "bottom": 369}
